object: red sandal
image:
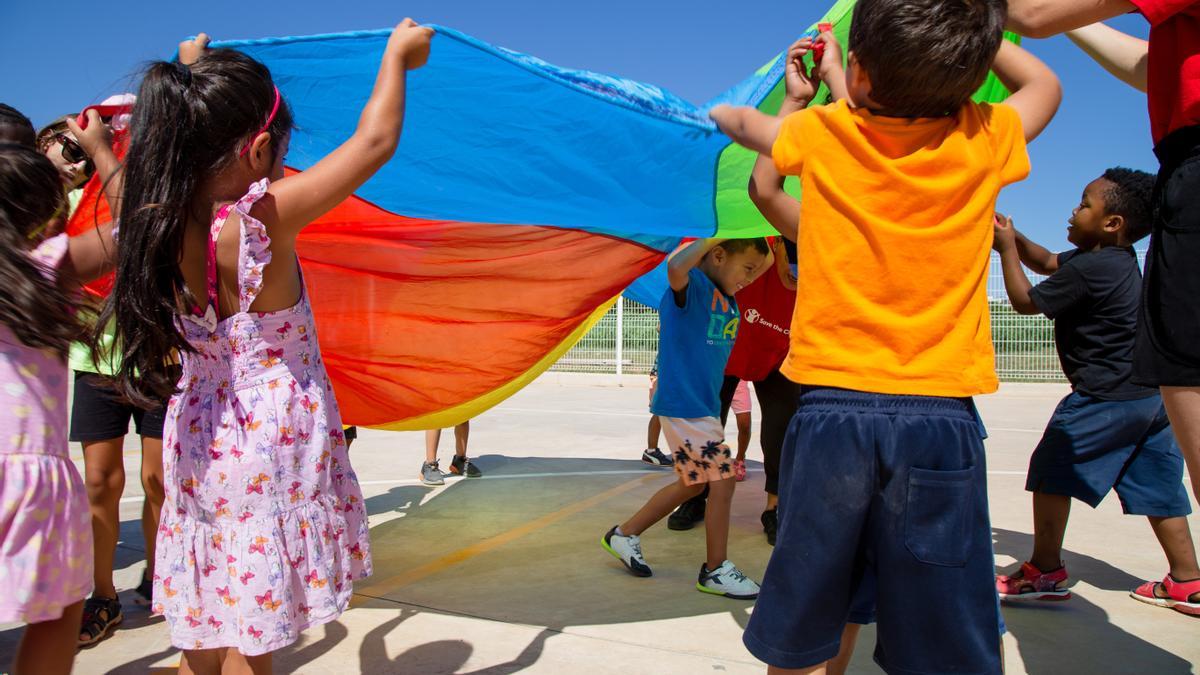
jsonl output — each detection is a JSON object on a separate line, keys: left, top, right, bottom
{"left": 1130, "top": 574, "right": 1200, "bottom": 617}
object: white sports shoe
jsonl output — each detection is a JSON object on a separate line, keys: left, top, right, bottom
{"left": 602, "top": 526, "right": 653, "bottom": 577}
{"left": 697, "top": 560, "right": 760, "bottom": 599}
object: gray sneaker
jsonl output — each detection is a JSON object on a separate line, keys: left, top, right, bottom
{"left": 697, "top": 560, "right": 760, "bottom": 599}
{"left": 420, "top": 461, "right": 444, "bottom": 486}
{"left": 602, "top": 526, "right": 652, "bottom": 577}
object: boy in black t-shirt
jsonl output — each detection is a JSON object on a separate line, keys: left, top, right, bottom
{"left": 992, "top": 167, "right": 1200, "bottom": 616}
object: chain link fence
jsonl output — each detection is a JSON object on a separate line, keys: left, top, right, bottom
{"left": 551, "top": 251, "right": 1146, "bottom": 382}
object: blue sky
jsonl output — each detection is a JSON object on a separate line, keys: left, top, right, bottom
{"left": 1, "top": 1, "right": 1152, "bottom": 250}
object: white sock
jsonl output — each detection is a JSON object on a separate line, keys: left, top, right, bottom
{"left": 615, "top": 526, "right": 626, "bottom": 537}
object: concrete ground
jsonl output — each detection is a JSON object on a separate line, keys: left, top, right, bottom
{"left": 2, "top": 376, "right": 1197, "bottom": 674}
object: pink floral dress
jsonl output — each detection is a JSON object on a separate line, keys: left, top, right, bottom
{"left": 153, "top": 179, "right": 371, "bottom": 655}
{"left": 0, "top": 234, "right": 93, "bottom": 623}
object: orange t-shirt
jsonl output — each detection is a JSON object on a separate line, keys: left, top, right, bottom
{"left": 772, "top": 99, "right": 1030, "bottom": 397}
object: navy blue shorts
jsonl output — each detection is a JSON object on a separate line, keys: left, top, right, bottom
{"left": 744, "top": 388, "right": 1001, "bottom": 674}
{"left": 1027, "top": 391, "right": 1191, "bottom": 517}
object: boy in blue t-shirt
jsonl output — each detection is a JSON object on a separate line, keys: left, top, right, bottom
{"left": 603, "top": 237, "right": 771, "bottom": 598}
{"left": 992, "top": 168, "right": 1200, "bottom": 615}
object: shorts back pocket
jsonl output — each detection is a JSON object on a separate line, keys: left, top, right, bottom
{"left": 905, "top": 466, "right": 975, "bottom": 567}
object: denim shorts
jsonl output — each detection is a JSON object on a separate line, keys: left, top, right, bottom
{"left": 1027, "top": 391, "right": 1191, "bottom": 517}
{"left": 743, "top": 388, "right": 1001, "bottom": 674}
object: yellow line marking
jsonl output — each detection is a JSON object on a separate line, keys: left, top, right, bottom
{"left": 352, "top": 473, "right": 660, "bottom": 603}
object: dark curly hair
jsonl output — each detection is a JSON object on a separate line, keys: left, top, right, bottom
{"left": 1100, "top": 167, "right": 1156, "bottom": 243}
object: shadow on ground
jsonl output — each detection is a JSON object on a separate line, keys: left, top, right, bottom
{"left": 994, "top": 527, "right": 1194, "bottom": 675}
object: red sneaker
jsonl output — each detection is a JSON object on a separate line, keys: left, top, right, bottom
{"left": 996, "top": 562, "right": 1071, "bottom": 601}
{"left": 1130, "top": 575, "right": 1200, "bottom": 617}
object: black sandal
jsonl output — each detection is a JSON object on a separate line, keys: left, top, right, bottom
{"left": 78, "top": 595, "right": 122, "bottom": 646}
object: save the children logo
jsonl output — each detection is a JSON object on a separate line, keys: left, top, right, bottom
{"left": 744, "top": 308, "right": 789, "bottom": 336}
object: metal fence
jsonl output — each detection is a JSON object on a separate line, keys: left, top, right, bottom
{"left": 551, "top": 251, "right": 1146, "bottom": 382}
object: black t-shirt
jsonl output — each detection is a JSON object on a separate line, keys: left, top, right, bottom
{"left": 1028, "top": 246, "right": 1156, "bottom": 401}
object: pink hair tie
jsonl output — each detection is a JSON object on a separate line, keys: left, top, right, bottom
{"left": 239, "top": 86, "right": 282, "bottom": 157}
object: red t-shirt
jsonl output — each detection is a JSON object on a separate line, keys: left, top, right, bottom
{"left": 1131, "top": 0, "right": 1200, "bottom": 143}
{"left": 724, "top": 240, "right": 796, "bottom": 382}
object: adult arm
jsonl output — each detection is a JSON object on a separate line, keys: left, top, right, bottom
{"left": 1066, "top": 22, "right": 1149, "bottom": 92}
{"left": 1007, "top": 0, "right": 1136, "bottom": 38}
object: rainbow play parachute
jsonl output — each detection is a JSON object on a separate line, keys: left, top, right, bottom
{"left": 68, "top": 0, "right": 1016, "bottom": 429}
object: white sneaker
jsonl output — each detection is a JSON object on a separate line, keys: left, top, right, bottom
{"left": 697, "top": 560, "right": 760, "bottom": 599}
{"left": 602, "top": 526, "right": 652, "bottom": 577}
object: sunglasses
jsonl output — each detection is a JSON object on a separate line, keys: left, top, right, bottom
{"left": 55, "top": 133, "right": 88, "bottom": 164}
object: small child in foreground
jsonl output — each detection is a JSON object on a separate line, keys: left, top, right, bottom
{"left": 992, "top": 168, "right": 1200, "bottom": 616}
{"left": 710, "top": 0, "right": 1062, "bottom": 671}
{"left": 603, "top": 237, "right": 771, "bottom": 599}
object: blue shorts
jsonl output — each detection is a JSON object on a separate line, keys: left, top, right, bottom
{"left": 744, "top": 388, "right": 1001, "bottom": 674}
{"left": 1027, "top": 392, "right": 1191, "bottom": 517}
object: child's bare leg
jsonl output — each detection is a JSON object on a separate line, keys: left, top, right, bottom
{"left": 13, "top": 600, "right": 83, "bottom": 675}
{"left": 1029, "top": 491, "right": 1071, "bottom": 571}
{"left": 180, "top": 649, "right": 272, "bottom": 675}
{"left": 827, "top": 623, "right": 862, "bottom": 675}
{"left": 705, "top": 476, "right": 736, "bottom": 569}
{"left": 1162, "top": 386, "right": 1200, "bottom": 506}
{"left": 621, "top": 478, "right": 705, "bottom": 535}
{"left": 424, "top": 429, "right": 441, "bottom": 464}
{"left": 766, "top": 493, "right": 779, "bottom": 510}
{"left": 648, "top": 415, "right": 662, "bottom": 449}
{"left": 140, "top": 435, "right": 165, "bottom": 578}
{"left": 453, "top": 421, "right": 470, "bottom": 457}
{"left": 1148, "top": 515, "right": 1200, "bottom": 585}
{"left": 735, "top": 412, "right": 752, "bottom": 461}
{"left": 82, "top": 437, "right": 126, "bottom": 601}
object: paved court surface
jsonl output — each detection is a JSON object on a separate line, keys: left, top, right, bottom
{"left": 2, "top": 376, "right": 1197, "bottom": 674}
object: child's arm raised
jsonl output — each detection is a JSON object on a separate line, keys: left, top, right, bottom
{"left": 991, "top": 40, "right": 1063, "bottom": 143}
{"left": 749, "top": 39, "right": 817, "bottom": 241}
{"left": 262, "top": 19, "right": 434, "bottom": 238}
{"left": 710, "top": 105, "right": 784, "bottom": 156}
{"left": 1006, "top": 0, "right": 1135, "bottom": 39}
{"left": 667, "top": 238, "right": 725, "bottom": 294}
{"left": 60, "top": 109, "right": 120, "bottom": 286}
{"left": 67, "top": 110, "right": 121, "bottom": 220}
{"left": 1008, "top": 216, "right": 1061, "bottom": 275}
{"left": 993, "top": 215, "right": 1040, "bottom": 314}
{"left": 1066, "top": 22, "right": 1149, "bottom": 92}
{"left": 814, "top": 29, "right": 851, "bottom": 104}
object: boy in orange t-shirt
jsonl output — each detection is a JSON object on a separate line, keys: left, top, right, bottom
{"left": 710, "top": 1, "right": 1062, "bottom": 672}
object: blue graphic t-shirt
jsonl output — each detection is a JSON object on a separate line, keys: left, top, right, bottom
{"left": 651, "top": 267, "right": 739, "bottom": 418}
